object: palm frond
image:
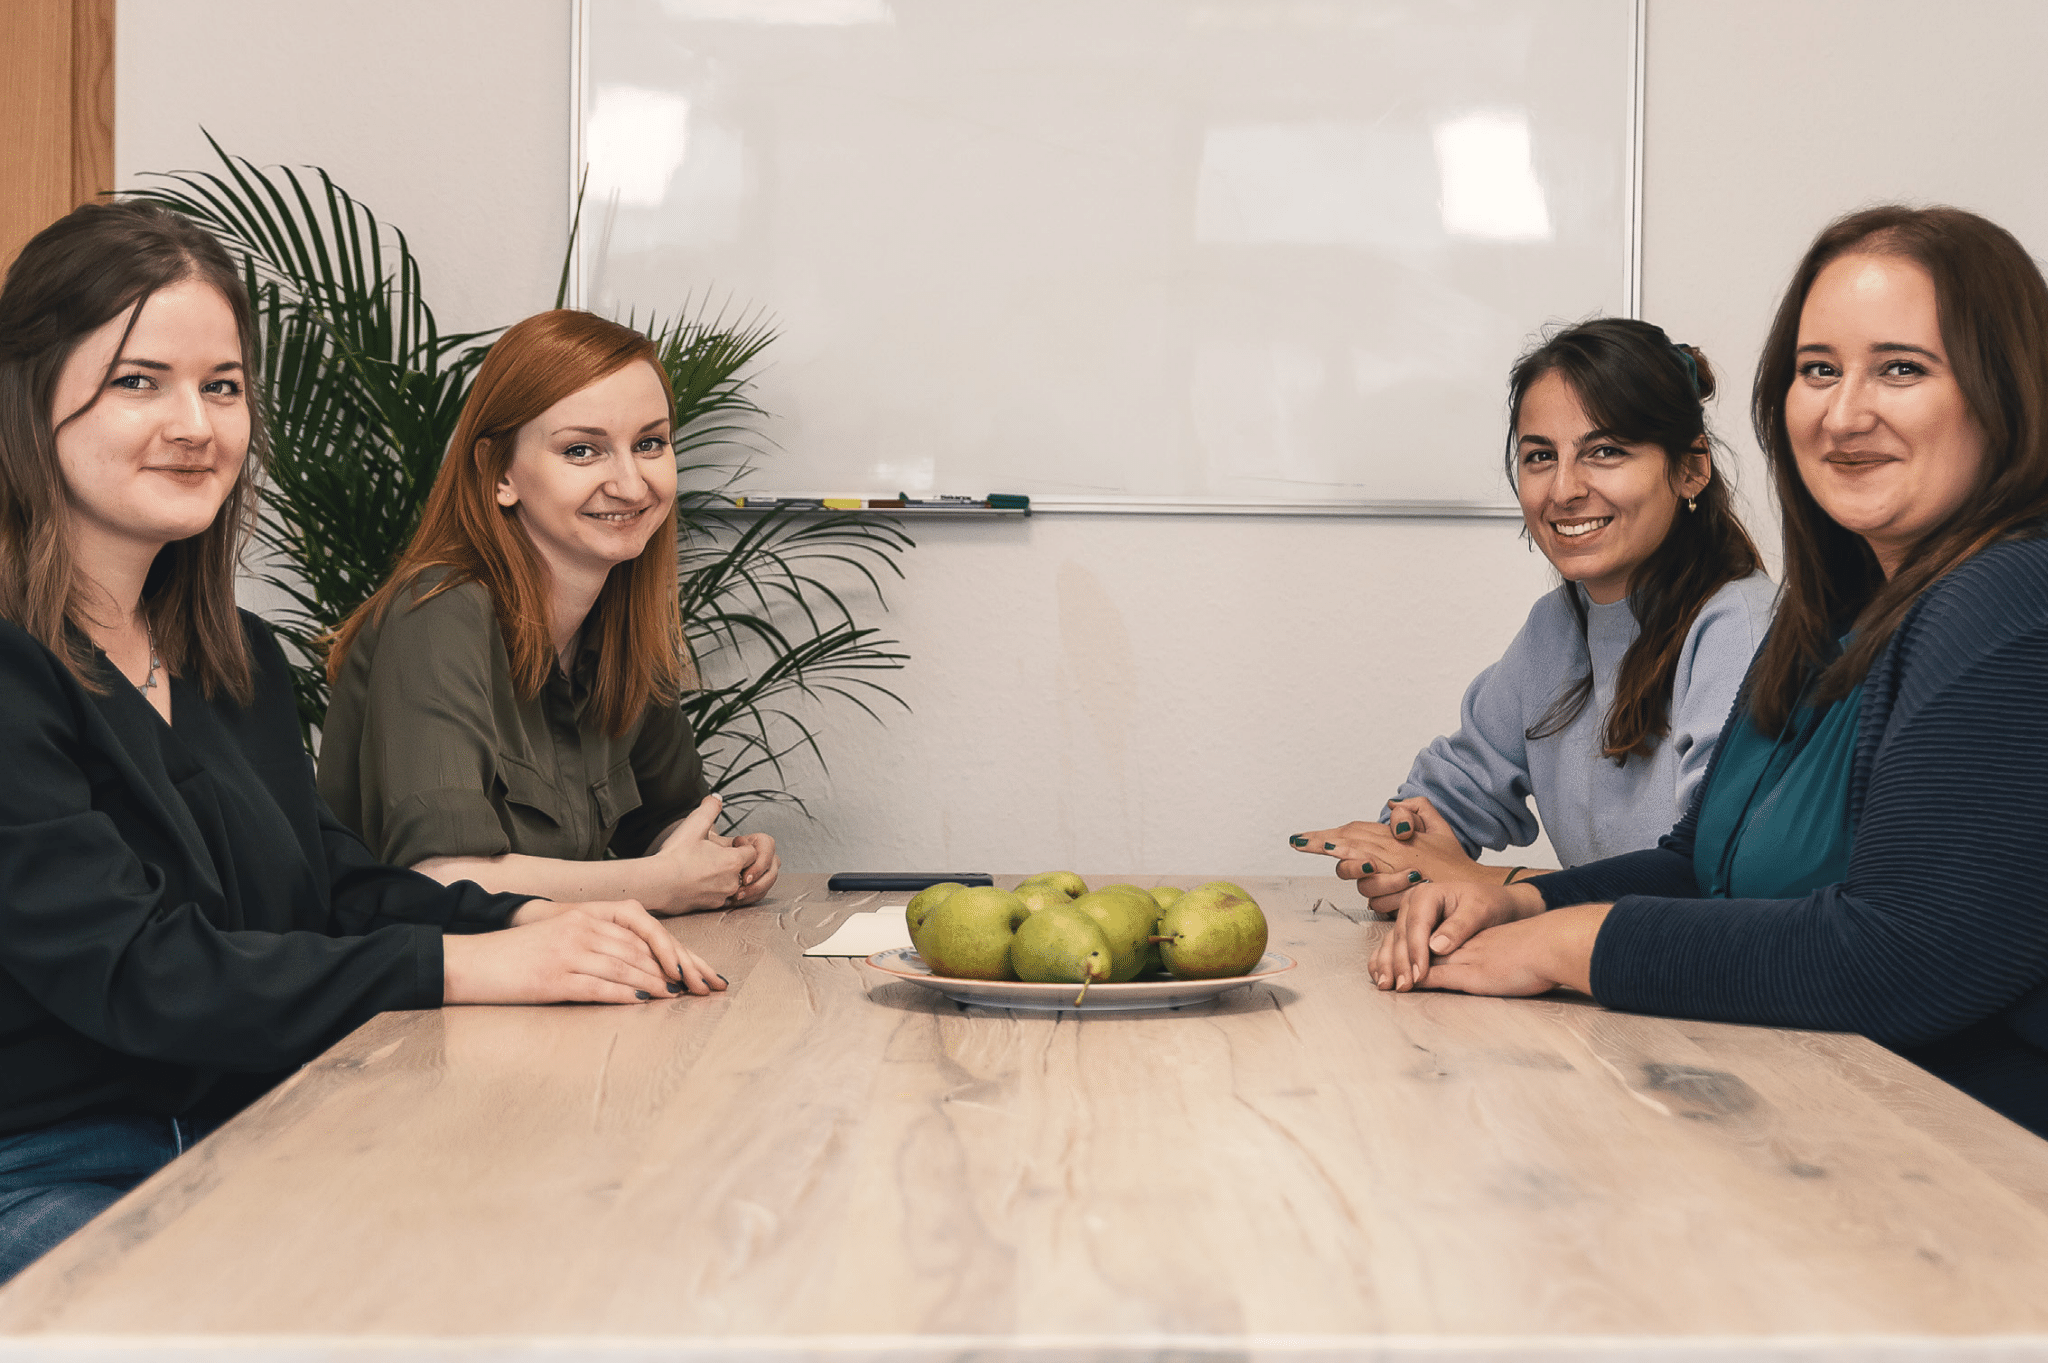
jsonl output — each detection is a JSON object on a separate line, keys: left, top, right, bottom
{"left": 135, "top": 137, "right": 913, "bottom": 826}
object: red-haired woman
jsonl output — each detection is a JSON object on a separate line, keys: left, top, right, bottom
{"left": 319, "top": 310, "right": 778, "bottom": 915}
{"left": 0, "top": 203, "right": 710, "bottom": 1283}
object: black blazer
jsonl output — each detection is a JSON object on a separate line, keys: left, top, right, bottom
{"left": 0, "top": 612, "right": 529, "bottom": 1135}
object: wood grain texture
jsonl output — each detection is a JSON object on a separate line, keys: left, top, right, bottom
{"left": 0, "top": 0, "right": 109, "bottom": 272}
{"left": 0, "top": 0, "right": 76, "bottom": 271}
{"left": 67, "top": 0, "right": 112, "bottom": 208}
{"left": 0, "top": 875, "right": 2045, "bottom": 1355}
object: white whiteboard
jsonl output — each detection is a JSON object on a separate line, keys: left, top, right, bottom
{"left": 576, "top": 0, "right": 1639, "bottom": 513}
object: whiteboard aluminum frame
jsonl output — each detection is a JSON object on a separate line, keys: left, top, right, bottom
{"left": 567, "top": 0, "right": 1645, "bottom": 518}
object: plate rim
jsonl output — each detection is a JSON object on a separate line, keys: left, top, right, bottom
{"left": 862, "top": 947, "right": 1296, "bottom": 997}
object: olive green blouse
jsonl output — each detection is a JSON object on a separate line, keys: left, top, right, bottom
{"left": 317, "top": 572, "right": 708, "bottom": 868}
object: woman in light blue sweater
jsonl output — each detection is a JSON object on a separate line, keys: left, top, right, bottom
{"left": 1294, "top": 319, "right": 1775, "bottom": 902}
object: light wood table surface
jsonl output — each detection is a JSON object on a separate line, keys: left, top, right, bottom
{"left": 2, "top": 873, "right": 2047, "bottom": 1361}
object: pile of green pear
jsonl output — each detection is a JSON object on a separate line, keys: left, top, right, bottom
{"left": 907, "top": 873, "right": 1269, "bottom": 1000}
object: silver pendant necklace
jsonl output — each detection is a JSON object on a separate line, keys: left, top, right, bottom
{"left": 136, "top": 622, "right": 163, "bottom": 693}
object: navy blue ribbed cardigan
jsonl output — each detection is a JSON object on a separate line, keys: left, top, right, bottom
{"left": 1536, "top": 535, "right": 2048, "bottom": 1138}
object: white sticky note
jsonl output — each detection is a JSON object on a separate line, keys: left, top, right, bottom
{"left": 803, "top": 904, "right": 914, "bottom": 957}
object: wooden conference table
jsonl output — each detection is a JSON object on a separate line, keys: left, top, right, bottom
{"left": 2, "top": 873, "right": 2047, "bottom": 1359}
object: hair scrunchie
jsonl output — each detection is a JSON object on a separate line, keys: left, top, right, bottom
{"left": 1672, "top": 343, "right": 1702, "bottom": 399}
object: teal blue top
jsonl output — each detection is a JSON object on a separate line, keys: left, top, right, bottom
{"left": 1692, "top": 688, "right": 1863, "bottom": 899}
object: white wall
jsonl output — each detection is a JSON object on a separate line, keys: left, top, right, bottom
{"left": 118, "top": 0, "right": 573, "bottom": 338}
{"left": 119, "top": 0, "right": 2048, "bottom": 878}
{"left": 1638, "top": 0, "right": 2048, "bottom": 569}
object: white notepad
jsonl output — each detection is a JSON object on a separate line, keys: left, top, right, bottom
{"left": 803, "top": 904, "right": 914, "bottom": 957}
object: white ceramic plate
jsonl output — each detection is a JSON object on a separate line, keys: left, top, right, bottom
{"left": 864, "top": 948, "right": 1297, "bottom": 1012}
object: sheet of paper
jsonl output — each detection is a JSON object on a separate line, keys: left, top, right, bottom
{"left": 803, "top": 904, "right": 914, "bottom": 957}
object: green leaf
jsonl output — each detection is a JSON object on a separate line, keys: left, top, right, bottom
{"left": 133, "top": 137, "right": 911, "bottom": 825}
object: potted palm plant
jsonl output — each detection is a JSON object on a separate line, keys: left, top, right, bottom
{"left": 136, "top": 136, "right": 911, "bottom": 821}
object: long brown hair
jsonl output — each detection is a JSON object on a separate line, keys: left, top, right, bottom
{"left": 0, "top": 200, "right": 261, "bottom": 702}
{"left": 328, "top": 309, "right": 687, "bottom": 735}
{"left": 1747, "top": 205, "right": 2048, "bottom": 733}
{"left": 1505, "top": 318, "right": 1763, "bottom": 762}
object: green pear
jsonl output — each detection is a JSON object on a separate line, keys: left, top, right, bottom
{"left": 1095, "top": 884, "right": 1167, "bottom": 976}
{"left": 1154, "top": 886, "right": 1268, "bottom": 980}
{"left": 1139, "top": 888, "right": 1181, "bottom": 976}
{"left": 1011, "top": 906, "right": 1114, "bottom": 1001}
{"left": 1068, "top": 888, "right": 1158, "bottom": 983}
{"left": 1083, "top": 884, "right": 1161, "bottom": 975}
{"left": 1012, "top": 881, "right": 1075, "bottom": 915}
{"left": 1198, "top": 880, "right": 1255, "bottom": 903}
{"left": 1017, "top": 870, "right": 1088, "bottom": 899}
{"left": 917, "top": 886, "right": 1029, "bottom": 980}
{"left": 907, "top": 882, "right": 969, "bottom": 955}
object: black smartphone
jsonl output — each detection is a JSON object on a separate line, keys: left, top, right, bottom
{"left": 826, "top": 872, "right": 995, "bottom": 892}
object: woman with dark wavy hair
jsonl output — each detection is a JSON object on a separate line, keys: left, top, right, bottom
{"left": 1373, "top": 205, "right": 2048, "bottom": 1139}
{"left": 1293, "top": 319, "right": 1773, "bottom": 901}
{"left": 0, "top": 202, "right": 719, "bottom": 1282}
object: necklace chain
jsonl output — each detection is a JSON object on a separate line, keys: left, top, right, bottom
{"left": 135, "top": 622, "right": 162, "bottom": 693}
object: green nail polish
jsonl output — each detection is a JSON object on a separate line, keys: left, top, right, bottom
{"left": 635, "top": 990, "right": 652, "bottom": 1001}
{"left": 1407, "top": 871, "right": 1422, "bottom": 884}
{"left": 1361, "top": 862, "right": 1374, "bottom": 874}
{"left": 1290, "top": 835, "right": 1308, "bottom": 847}
{"left": 1323, "top": 842, "right": 1336, "bottom": 851}
{"left": 1395, "top": 821, "right": 1412, "bottom": 835}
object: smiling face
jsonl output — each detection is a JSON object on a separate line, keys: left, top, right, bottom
{"left": 1514, "top": 370, "right": 1708, "bottom": 604}
{"left": 51, "top": 278, "right": 250, "bottom": 563}
{"left": 494, "top": 361, "right": 677, "bottom": 586}
{"left": 1785, "top": 252, "right": 1986, "bottom": 577}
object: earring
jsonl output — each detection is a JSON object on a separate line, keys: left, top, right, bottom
{"left": 1686, "top": 497, "right": 1698, "bottom": 513}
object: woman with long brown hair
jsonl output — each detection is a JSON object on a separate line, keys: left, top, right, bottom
{"left": 319, "top": 310, "right": 779, "bottom": 914}
{"left": 1373, "top": 205, "right": 2048, "bottom": 1139}
{"left": 0, "top": 202, "right": 715, "bottom": 1283}
{"left": 1292, "top": 319, "right": 1774, "bottom": 900}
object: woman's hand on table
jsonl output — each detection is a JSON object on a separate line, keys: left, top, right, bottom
{"left": 1291, "top": 796, "right": 1528, "bottom": 912}
{"left": 647, "top": 796, "right": 756, "bottom": 913}
{"left": 1369, "top": 879, "right": 1548, "bottom": 991}
{"left": 447, "top": 898, "right": 727, "bottom": 1003}
{"left": 1415, "top": 903, "right": 1611, "bottom": 997}
{"left": 717, "top": 831, "right": 779, "bottom": 905}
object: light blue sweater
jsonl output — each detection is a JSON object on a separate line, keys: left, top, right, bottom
{"left": 1396, "top": 572, "right": 1778, "bottom": 868}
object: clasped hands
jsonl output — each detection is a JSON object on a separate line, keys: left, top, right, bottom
{"left": 1291, "top": 795, "right": 1491, "bottom": 912}
{"left": 1290, "top": 797, "right": 1605, "bottom": 997}
{"left": 1362, "top": 880, "right": 1605, "bottom": 997}
{"left": 648, "top": 794, "right": 780, "bottom": 913}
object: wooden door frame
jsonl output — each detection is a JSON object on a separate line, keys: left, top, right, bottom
{"left": 1, "top": 0, "right": 115, "bottom": 273}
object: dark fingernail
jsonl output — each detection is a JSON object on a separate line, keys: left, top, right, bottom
{"left": 1361, "top": 862, "right": 1374, "bottom": 874}
{"left": 1407, "top": 871, "right": 1422, "bottom": 884}
{"left": 666, "top": 980, "right": 683, "bottom": 994}
{"left": 717, "top": 973, "right": 730, "bottom": 985}
{"left": 1323, "top": 842, "right": 1336, "bottom": 851}
{"left": 1395, "top": 821, "right": 1411, "bottom": 835}
{"left": 1289, "top": 835, "right": 1308, "bottom": 847}
{"left": 635, "top": 990, "right": 652, "bottom": 1001}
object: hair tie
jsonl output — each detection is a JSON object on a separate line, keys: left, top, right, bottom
{"left": 1672, "top": 344, "right": 1701, "bottom": 398}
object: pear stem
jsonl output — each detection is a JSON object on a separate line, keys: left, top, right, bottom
{"left": 1074, "top": 976, "right": 1091, "bottom": 1007}
{"left": 1147, "top": 935, "right": 1174, "bottom": 945}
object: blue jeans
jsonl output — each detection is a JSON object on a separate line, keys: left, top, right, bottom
{"left": 0, "top": 1114, "right": 213, "bottom": 1284}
